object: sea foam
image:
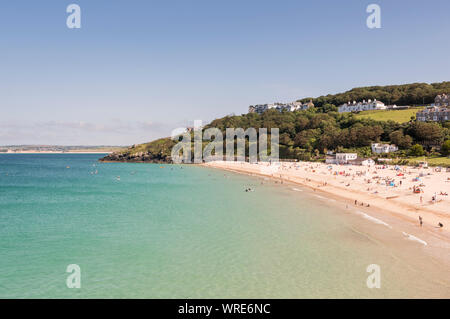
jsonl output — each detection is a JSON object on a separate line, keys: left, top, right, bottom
{"left": 356, "top": 211, "right": 392, "bottom": 228}
{"left": 402, "top": 232, "right": 428, "bottom": 246}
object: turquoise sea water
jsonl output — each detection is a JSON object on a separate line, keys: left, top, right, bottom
{"left": 0, "top": 154, "right": 449, "bottom": 298}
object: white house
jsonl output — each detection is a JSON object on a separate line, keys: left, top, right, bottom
{"left": 249, "top": 100, "right": 314, "bottom": 114}
{"left": 336, "top": 153, "right": 357, "bottom": 163}
{"left": 326, "top": 153, "right": 358, "bottom": 164}
{"left": 371, "top": 143, "right": 398, "bottom": 154}
{"left": 338, "top": 99, "right": 386, "bottom": 113}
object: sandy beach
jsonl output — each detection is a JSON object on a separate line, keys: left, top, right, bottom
{"left": 203, "top": 160, "right": 450, "bottom": 242}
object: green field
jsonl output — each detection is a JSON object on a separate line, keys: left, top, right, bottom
{"left": 355, "top": 107, "right": 424, "bottom": 123}
{"left": 406, "top": 156, "right": 450, "bottom": 167}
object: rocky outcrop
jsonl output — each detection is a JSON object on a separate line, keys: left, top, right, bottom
{"left": 99, "top": 137, "right": 177, "bottom": 163}
{"left": 99, "top": 151, "right": 172, "bottom": 163}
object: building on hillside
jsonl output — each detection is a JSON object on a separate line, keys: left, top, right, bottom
{"left": 325, "top": 155, "right": 335, "bottom": 164}
{"left": 386, "top": 104, "right": 398, "bottom": 109}
{"left": 433, "top": 94, "right": 450, "bottom": 107}
{"left": 248, "top": 103, "right": 275, "bottom": 114}
{"left": 416, "top": 106, "right": 450, "bottom": 122}
{"left": 248, "top": 100, "right": 314, "bottom": 114}
{"left": 336, "top": 153, "right": 357, "bottom": 163}
{"left": 325, "top": 153, "right": 358, "bottom": 164}
{"left": 300, "top": 100, "right": 315, "bottom": 110}
{"left": 338, "top": 99, "right": 386, "bottom": 113}
{"left": 371, "top": 143, "right": 398, "bottom": 154}
{"left": 386, "top": 104, "right": 411, "bottom": 110}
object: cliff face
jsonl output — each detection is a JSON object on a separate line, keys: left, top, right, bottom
{"left": 99, "top": 137, "right": 176, "bottom": 163}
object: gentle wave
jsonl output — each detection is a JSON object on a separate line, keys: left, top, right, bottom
{"left": 402, "top": 232, "right": 428, "bottom": 246}
{"left": 291, "top": 188, "right": 303, "bottom": 192}
{"left": 356, "top": 211, "right": 392, "bottom": 228}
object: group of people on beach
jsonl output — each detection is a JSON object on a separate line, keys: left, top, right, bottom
{"left": 354, "top": 199, "right": 370, "bottom": 207}
{"left": 209, "top": 160, "right": 449, "bottom": 232}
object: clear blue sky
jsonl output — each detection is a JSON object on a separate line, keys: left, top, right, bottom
{"left": 1, "top": 0, "right": 449, "bottom": 145}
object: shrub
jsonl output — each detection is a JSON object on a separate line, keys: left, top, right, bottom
{"left": 442, "top": 140, "right": 450, "bottom": 156}
{"left": 409, "top": 144, "right": 424, "bottom": 156}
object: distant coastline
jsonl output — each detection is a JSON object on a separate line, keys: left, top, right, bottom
{"left": 0, "top": 151, "right": 112, "bottom": 154}
{"left": 0, "top": 145, "right": 126, "bottom": 155}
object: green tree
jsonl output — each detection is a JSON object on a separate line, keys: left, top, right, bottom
{"left": 299, "top": 81, "right": 450, "bottom": 108}
{"left": 294, "top": 129, "right": 321, "bottom": 150}
{"left": 279, "top": 133, "right": 293, "bottom": 146}
{"left": 295, "top": 116, "right": 309, "bottom": 131}
{"left": 389, "top": 130, "right": 413, "bottom": 149}
{"left": 407, "top": 122, "right": 443, "bottom": 144}
{"left": 441, "top": 140, "right": 450, "bottom": 156}
{"left": 409, "top": 144, "right": 424, "bottom": 156}
{"left": 322, "top": 103, "right": 338, "bottom": 113}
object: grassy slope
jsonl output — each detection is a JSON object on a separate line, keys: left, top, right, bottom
{"left": 120, "top": 138, "right": 176, "bottom": 156}
{"left": 406, "top": 156, "right": 450, "bottom": 167}
{"left": 355, "top": 107, "right": 424, "bottom": 123}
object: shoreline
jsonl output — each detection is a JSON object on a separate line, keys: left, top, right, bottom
{"left": 202, "top": 161, "right": 450, "bottom": 249}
